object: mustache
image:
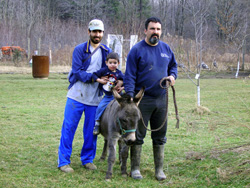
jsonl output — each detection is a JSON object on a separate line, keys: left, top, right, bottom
{"left": 151, "top": 34, "right": 159, "bottom": 38}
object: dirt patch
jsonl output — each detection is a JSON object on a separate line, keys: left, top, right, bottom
{"left": 211, "top": 144, "right": 250, "bottom": 157}
{"left": 185, "top": 143, "right": 250, "bottom": 161}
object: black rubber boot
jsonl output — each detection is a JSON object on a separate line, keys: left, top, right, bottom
{"left": 153, "top": 145, "right": 166, "bottom": 181}
{"left": 130, "top": 145, "right": 143, "bottom": 179}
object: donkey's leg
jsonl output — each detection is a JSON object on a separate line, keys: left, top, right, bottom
{"left": 100, "top": 138, "right": 108, "bottom": 161}
{"left": 105, "top": 138, "right": 118, "bottom": 180}
{"left": 120, "top": 144, "right": 129, "bottom": 177}
{"left": 118, "top": 138, "right": 123, "bottom": 164}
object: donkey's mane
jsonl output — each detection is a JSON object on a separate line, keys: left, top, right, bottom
{"left": 119, "top": 93, "right": 133, "bottom": 104}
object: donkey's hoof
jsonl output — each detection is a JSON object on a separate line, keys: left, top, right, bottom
{"left": 99, "top": 158, "right": 105, "bottom": 162}
{"left": 105, "top": 172, "right": 112, "bottom": 180}
{"left": 122, "top": 173, "right": 128, "bottom": 178}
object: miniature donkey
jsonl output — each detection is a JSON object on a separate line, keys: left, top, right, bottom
{"left": 99, "top": 87, "right": 145, "bottom": 180}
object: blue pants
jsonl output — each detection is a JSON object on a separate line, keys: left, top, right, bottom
{"left": 95, "top": 95, "right": 114, "bottom": 121}
{"left": 58, "top": 98, "right": 97, "bottom": 167}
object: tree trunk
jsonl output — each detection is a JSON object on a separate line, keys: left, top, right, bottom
{"left": 38, "top": 37, "right": 41, "bottom": 55}
{"left": 242, "top": 39, "right": 245, "bottom": 71}
{"left": 28, "top": 37, "right": 31, "bottom": 62}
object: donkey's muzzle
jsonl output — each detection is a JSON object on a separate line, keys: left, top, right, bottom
{"left": 123, "top": 132, "right": 136, "bottom": 146}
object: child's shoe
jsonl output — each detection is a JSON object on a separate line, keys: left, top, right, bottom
{"left": 93, "top": 121, "right": 100, "bottom": 135}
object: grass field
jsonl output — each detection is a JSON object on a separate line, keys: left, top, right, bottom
{"left": 0, "top": 73, "right": 249, "bottom": 188}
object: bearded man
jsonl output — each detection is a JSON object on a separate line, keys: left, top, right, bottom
{"left": 58, "top": 19, "right": 112, "bottom": 173}
{"left": 124, "top": 17, "right": 178, "bottom": 181}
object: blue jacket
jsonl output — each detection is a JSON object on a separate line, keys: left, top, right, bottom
{"left": 68, "top": 40, "right": 112, "bottom": 90}
{"left": 124, "top": 40, "right": 178, "bottom": 98}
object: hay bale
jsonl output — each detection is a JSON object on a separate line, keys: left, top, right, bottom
{"left": 192, "top": 105, "right": 211, "bottom": 115}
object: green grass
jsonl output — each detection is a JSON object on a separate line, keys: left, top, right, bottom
{"left": 0, "top": 73, "right": 250, "bottom": 187}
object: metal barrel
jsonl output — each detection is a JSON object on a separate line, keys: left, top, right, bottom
{"left": 32, "top": 55, "right": 49, "bottom": 79}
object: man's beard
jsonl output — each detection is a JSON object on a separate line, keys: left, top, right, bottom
{"left": 90, "top": 36, "right": 102, "bottom": 44}
{"left": 149, "top": 34, "right": 159, "bottom": 45}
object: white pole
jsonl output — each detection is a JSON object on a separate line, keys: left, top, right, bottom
{"left": 235, "top": 61, "right": 240, "bottom": 78}
{"left": 197, "top": 85, "right": 200, "bottom": 106}
{"left": 49, "top": 50, "right": 52, "bottom": 64}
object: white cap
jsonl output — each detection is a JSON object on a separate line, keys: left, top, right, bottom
{"left": 88, "top": 19, "right": 104, "bottom": 31}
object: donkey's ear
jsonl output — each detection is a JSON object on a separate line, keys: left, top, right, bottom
{"left": 112, "top": 89, "right": 123, "bottom": 105}
{"left": 113, "top": 89, "right": 122, "bottom": 99}
{"left": 133, "top": 87, "right": 145, "bottom": 106}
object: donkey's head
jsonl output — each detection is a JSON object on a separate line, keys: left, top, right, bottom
{"left": 113, "top": 87, "right": 145, "bottom": 145}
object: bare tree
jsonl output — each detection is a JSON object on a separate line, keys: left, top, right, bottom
{"left": 216, "top": 0, "right": 249, "bottom": 71}
{"left": 0, "top": 0, "right": 249, "bottom": 70}
{"left": 20, "top": 0, "right": 40, "bottom": 59}
{"left": 0, "top": 0, "right": 16, "bottom": 46}
{"left": 183, "top": 0, "right": 211, "bottom": 106}
{"left": 175, "top": 0, "right": 186, "bottom": 36}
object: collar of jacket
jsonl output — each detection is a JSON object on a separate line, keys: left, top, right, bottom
{"left": 85, "top": 40, "right": 109, "bottom": 53}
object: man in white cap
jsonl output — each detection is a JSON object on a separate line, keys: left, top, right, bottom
{"left": 57, "top": 19, "right": 112, "bottom": 173}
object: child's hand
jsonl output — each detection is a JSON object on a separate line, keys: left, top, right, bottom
{"left": 116, "top": 86, "right": 124, "bottom": 93}
{"left": 113, "top": 80, "right": 123, "bottom": 90}
{"left": 115, "top": 80, "right": 123, "bottom": 87}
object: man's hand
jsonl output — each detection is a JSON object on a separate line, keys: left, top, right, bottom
{"left": 101, "top": 76, "right": 109, "bottom": 82}
{"left": 96, "top": 78, "right": 107, "bottom": 85}
{"left": 167, "top": 75, "right": 175, "bottom": 86}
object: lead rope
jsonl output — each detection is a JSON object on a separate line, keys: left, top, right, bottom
{"left": 141, "top": 77, "right": 179, "bottom": 132}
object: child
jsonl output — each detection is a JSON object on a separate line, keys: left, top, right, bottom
{"left": 92, "top": 52, "right": 124, "bottom": 135}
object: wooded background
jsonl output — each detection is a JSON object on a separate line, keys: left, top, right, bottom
{"left": 0, "top": 0, "right": 249, "bottom": 70}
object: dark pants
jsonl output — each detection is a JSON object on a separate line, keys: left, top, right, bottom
{"left": 135, "top": 95, "right": 168, "bottom": 145}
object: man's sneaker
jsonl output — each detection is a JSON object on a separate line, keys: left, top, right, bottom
{"left": 93, "top": 125, "right": 100, "bottom": 135}
{"left": 59, "top": 165, "right": 74, "bottom": 173}
{"left": 83, "top": 163, "right": 97, "bottom": 170}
